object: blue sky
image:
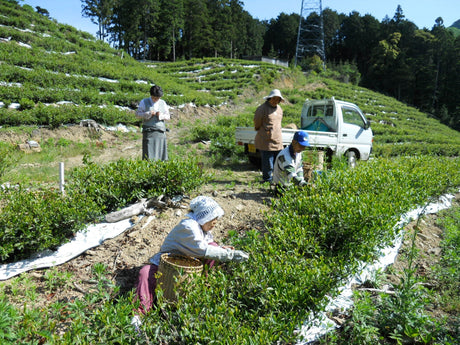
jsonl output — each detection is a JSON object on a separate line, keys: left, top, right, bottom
{"left": 21, "top": 0, "right": 459, "bottom": 37}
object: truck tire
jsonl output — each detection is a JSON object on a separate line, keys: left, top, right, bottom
{"left": 347, "top": 150, "right": 357, "bottom": 168}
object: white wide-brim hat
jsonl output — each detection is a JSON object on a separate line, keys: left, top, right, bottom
{"left": 264, "top": 89, "right": 284, "bottom": 101}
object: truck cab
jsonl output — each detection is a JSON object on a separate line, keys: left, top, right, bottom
{"left": 300, "top": 98, "right": 373, "bottom": 161}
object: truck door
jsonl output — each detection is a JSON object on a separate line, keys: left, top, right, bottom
{"left": 337, "top": 105, "right": 372, "bottom": 158}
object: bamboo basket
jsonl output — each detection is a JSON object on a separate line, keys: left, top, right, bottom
{"left": 156, "top": 253, "right": 203, "bottom": 303}
{"left": 303, "top": 150, "right": 325, "bottom": 181}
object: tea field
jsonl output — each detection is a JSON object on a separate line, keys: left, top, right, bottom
{"left": 0, "top": 1, "right": 459, "bottom": 344}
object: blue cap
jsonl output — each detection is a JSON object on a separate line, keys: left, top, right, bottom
{"left": 293, "top": 131, "right": 310, "bottom": 146}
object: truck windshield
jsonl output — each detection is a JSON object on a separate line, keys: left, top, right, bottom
{"left": 307, "top": 105, "right": 333, "bottom": 117}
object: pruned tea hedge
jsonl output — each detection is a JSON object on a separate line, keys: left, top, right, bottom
{"left": 149, "top": 156, "right": 460, "bottom": 344}
{"left": 0, "top": 158, "right": 209, "bottom": 263}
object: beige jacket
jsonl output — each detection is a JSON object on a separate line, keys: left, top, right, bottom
{"left": 254, "top": 101, "right": 283, "bottom": 151}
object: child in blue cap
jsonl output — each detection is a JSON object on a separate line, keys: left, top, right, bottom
{"left": 272, "top": 130, "right": 310, "bottom": 195}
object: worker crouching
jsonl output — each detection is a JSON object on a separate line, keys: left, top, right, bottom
{"left": 272, "top": 130, "right": 311, "bottom": 196}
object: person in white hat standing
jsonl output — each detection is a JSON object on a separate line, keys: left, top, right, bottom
{"left": 254, "top": 89, "right": 284, "bottom": 183}
{"left": 132, "top": 196, "right": 249, "bottom": 319}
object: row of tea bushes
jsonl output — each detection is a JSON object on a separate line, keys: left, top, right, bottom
{"left": 0, "top": 158, "right": 209, "bottom": 263}
{"left": 0, "top": 103, "right": 139, "bottom": 128}
{"left": 141, "top": 156, "right": 460, "bottom": 344}
{"left": 1, "top": 2, "right": 286, "bottom": 112}
{"left": 0, "top": 157, "right": 458, "bottom": 343}
{"left": 278, "top": 76, "right": 460, "bottom": 157}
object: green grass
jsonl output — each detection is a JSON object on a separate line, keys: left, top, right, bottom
{"left": 433, "top": 206, "right": 460, "bottom": 314}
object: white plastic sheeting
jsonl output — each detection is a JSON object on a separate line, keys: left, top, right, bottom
{"left": 0, "top": 217, "right": 136, "bottom": 281}
{"left": 296, "top": 192, "right": 456, "bottom": 344}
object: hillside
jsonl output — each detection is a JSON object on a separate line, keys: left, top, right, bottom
{"left": 1, "top": 1, "right": 460, "bottom": 167}
{"left": 0, "top": 3, "right": 459, "bottom": 344}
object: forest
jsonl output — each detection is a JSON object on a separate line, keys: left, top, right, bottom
{"left": 21, "top": 0, "right": 460, "bottom": 130}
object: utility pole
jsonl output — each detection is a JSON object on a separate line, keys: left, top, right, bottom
{"left": 294, "top": 0, "right": 326, "bottom": 69}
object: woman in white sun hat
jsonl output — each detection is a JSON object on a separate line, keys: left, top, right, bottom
{"left": 254, "top": 89, "right": 285, "bottom": 183}
{"left": 133, "top": 196, "right": 249, "bottom": 316}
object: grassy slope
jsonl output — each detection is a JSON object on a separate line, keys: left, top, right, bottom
{"left": 1, "top": 2, "right": 459, "bottom": 160}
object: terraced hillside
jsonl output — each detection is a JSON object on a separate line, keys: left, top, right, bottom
{"left": 0, "top": 2, "right": 284, "bottom": 122}
{"left": 1, "top": 1, "right": 460, "bottom": 161}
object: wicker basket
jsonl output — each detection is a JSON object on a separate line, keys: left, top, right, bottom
{"left": 303, "top": 150, "right": 325, "bottom": 181}
{"left": 156, "top": 253, "right": 203, "bottom": 303}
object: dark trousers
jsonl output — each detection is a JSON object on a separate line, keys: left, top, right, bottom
{"left": 260, "top": 150, "right": 280, "bottom": 182}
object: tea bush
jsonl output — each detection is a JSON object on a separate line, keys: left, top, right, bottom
{"left": 0, "top": 158, "right": 209, "bottom": 263}
{"left": 325, "top": 203, "right": 460, "bottom": 345}
{"left": 433, "top": 206, "right": 460, "bottom": 314}
{"left": 140, "top": 156, "right": 460, "bottom": 344}
{"left": 0, "top": 143, "right": 15, "bottom": 179}
{"left": 0, "top": 104, "right": 138, "bottom": 128}
{"left": 67, "top": 157, "right": 210, "bottom": 214}
{"left": 0, "top": 157, "right": 458, "bottom": 343}
{"left": 0, "top": 186, "right": 101, "bottom": 263}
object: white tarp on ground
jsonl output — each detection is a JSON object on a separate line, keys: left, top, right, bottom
{"left": 296, "top": 192, "right": 456, "bottom": 344}
{"left": 0, "top": 217, "right": 136, "bottom": 281}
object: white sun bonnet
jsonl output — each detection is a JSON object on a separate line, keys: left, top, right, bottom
{"left": 188, "top": 196, "right": 224, "bottom": 225}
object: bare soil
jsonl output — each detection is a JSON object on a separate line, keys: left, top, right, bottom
{"left": 1, "top": 103, "right": 272, "bottom": 306}
{"left": 0, "top": 103, "right": 458, "bottom": 334}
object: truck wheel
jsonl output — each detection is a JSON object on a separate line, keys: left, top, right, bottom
{"left": 347, "top": 151, "right": 357, "bottom": 168}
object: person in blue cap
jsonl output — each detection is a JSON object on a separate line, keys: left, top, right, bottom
{"left": 272, "top": 130, "right": 310, "bottom": 194}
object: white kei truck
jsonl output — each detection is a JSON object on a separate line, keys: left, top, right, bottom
{"left": 235, "top": 97, "right": 373, "bottom": 167}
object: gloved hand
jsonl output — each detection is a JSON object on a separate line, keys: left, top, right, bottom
{"left": 233, "top": 250, "right": 249, "bottom": 262}
{"left": 299, "top": 180, "right": 308, "bottom": 187}
{"left": 204, "top": 246, "right": 249, "bottom": 262}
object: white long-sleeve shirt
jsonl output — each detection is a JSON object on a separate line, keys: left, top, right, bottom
{"left": 136, "top": 97, "right": 170, "bottom": 123}
{"left": 150, "top": 217, "right": 214, "bottom": 266}
{"left": 273, "top": 144, "right": 305, "bottom": 187}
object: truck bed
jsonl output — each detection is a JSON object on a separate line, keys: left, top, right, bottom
{"left": 235, "top": 126, "right": 338, "bottom": 150}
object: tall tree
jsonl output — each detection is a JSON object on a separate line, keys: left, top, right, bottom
{"left": 322, "top": 8, "right": 343, "bottom": 54}
{"left": 237, "top": 12, "right": 266, "bottom": 57}
{"left": 156, "top": 0, "right": 184, "bottom": 61}
{"left": 405, "top": 29, "right": 437, "bottom": 110}
{"left": 335, "top": 11, "right": 382, "bottom": 75}
{"left": 205, "top": 0, "right": 246, "bottom": 58}
{"left": 109, "top": 0, "right": 159, "bottom": 60}
{"left": 367, "top": 32, "right": 402, "bottom": 92}
{"left": 263, "top": 13, "right": 299, "bottom": 60}
{"left": 81, "top": 0, "right": 114, "bottom": 41}
{"left": 183, "top": 0, "right": 213, "bottom": 58}
{"left": 431, "top": 17, "right": 459, "bottom": 127}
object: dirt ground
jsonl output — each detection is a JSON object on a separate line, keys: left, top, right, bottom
{"left": 1, "top": 103, "right": 458, "bottom": 333}
{"left": 0, "top": 103, "right": 273, "bottom": 305}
